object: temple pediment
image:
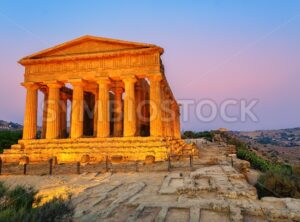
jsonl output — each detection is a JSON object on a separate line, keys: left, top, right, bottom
{"left": 21, "top": 35, "right": 162, "bottom": 61}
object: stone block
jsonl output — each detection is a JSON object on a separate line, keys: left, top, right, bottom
{"left": 80, "top": 154, "right": 90, "bottom": 166}
{"left": 19, "top": 156, "right": 29, "bottom": 165}
{"left": 144, "top": 155, "right": 155, "bottom": 164}
{"left": 111, "top": 155, "right": 123, "bottom": 163}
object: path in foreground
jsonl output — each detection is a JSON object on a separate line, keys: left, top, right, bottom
{"left": 1, "top": 145, "right": 300, "bottom": 222}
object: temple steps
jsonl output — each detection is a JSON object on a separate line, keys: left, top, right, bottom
{"left": 1, "top": 137, "right": 186, "bottom": 163}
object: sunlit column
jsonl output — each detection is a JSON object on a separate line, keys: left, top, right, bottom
{"left": 149, "top": 75, "right": 163, "bottom": 137}
{"left": 22, "top": 82, "right": 39, "bottom": 140}
{"left": 113, "top": 87, "right": 123, "bottom": 137}
{"left": 41, "top": 89, "right": 48, "bottom": 139}
{"left": 93, "top": 91, "right": 98, "bottom": 137}
{"left": 135, "top": 81, "right": 143, "bottom": 136}
{"left": 123, "top": 76, "right": 137, "bottom": 137}
{"left": 46, "top": 82, "right": 63, "bottom": 139}
{"left": 172, "top": 102, "right": 181, "bottom": 139}
{"left": 70, "top": 80, "right": 84, "bottom": 139}
{"left": 96, "top": 78, "right": 111, "bottom": 138}
{"left": 166, "top": 97, "right": 174, "bottom": 137}
{"left": 161, "top": 87, "right": 169, "bottom": 137}
{"left": 60, "top": 93, "right": 68, "bottom": 138}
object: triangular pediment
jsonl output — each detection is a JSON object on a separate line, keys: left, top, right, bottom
{"left": 22, "top": 35, "right": 160, "bottom": 60}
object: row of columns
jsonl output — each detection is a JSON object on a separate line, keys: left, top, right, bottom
{"left": 22, "top": 74, "right": 180, "bottom": 140}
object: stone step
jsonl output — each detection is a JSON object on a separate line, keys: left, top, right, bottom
{"left": 24, "top": 144, "right": 169, "bottom": 150}
{"left": 22, "top": 148, "right": 168, "bottom": 155}
{"left": 1, "top": 145, "right": 170, "bottom": 163}
{"left": 2, "top": 137, "right": 187, "bottom": 163}
{"left": 21, "top": 137, "right": 171, "bottom": 146}
{"left": 24, "top": 141, "right": 169, "bottom": 148}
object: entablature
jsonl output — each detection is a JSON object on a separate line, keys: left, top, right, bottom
{"left": 24, "top": 52, "right": 161, "bottom": 81}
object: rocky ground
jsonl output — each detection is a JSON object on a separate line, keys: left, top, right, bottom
{"left": 0, "top": 144, "right": 300, "bottom": 222}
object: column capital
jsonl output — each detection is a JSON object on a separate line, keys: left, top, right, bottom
{"left": 148, "top": 75, "right": 163, "bottom": 82}
{"left": 21, "top": 82, "right": 39, "bottom": 90}
{"left": 96, "top": 77, "right": 111, "bottom": 85}
{"left": 45, "top": 81, "right": 64, "bottom": 89}
{"left": 122, "top": 75, "right": 137, "bottom": 84}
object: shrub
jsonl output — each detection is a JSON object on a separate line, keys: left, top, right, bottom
{"left": 256, "top": 168, "right": 300, "bottom": 198}
{"left": 0, "top": 130, "right": 22, "bottom": 153}
{"left": 32, "top": 196, "right": 73, "bottom": 222}
{"left": 236, "top": 147, "right": 271, "bottom": 172}
{"left": 0, "top": 185, "right": 37, "bottom": 222}
{"left": 8, "top": 186, "right": 37, "bottom": 210}
{"left": 182, "top": 130, "right": 214, "bottom": 141}
{"left": 0, "top": 183, "right": 73, "bottom": 222}
{"left": 0, "top": 207, "right": 32, "bottom": 222}
{"left": 0, "top": 182, "right": 7, "bottom": 198}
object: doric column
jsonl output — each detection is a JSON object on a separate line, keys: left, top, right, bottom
{"left": 143, "top": 87, "right": 150, "bottom": 126}
{"left": 165, "top": 96, "right": 174, "bottom": 137}
{"left": 170, "top": 101, "right": 176, "bottom": 138}
{"left": 93, "top": 91, "right": 98, "bottom": 137}
{"left": 169, "top": 100, "right": 175, "bottom": 137}
{"left": 46, "top": 82, "right": 63, "bottom": 139}
{"left": 22, "top": 82, "right": 39, "bottom": 140}
{"left": 113, "top": 87, "right": 123, "bottom": 137}
{"left": 149, "top": 75, "right": 163, "bottom": 137}
{"left": 70, "top": 80, "right": 84, "bottom": 139}
{"left": 96, "top": 78, "right": 111, "bottom": 138}
{"left": 135, "top": 81, "right": 143, "bottom": 136}
{"left": 60, "top": 93, "right": 68, "bottom": 138}
{"left": 161, "top": 86, "right": 167, "bottom": 137}
{"left": 123, "top": 76, "right": 137, "bottom": 137}
{"left": 172, "top": 102, "right": 181, "bottom": 138}
{"left": 41, "top": 89, "right": 48, "bottom": 139}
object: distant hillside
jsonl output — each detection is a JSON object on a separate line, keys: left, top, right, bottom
{"left": 232, "top": 128, "right": 300, "bottom": 165}
{"left": 0, "top": 120, "right": 23, "bottom": 131}
{"left": 233, "top": 128, "right": 300, "bottom": 147}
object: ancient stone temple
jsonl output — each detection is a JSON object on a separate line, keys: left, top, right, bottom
{"left": 1, "top": 35, "right": 186, "bottom": 163}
